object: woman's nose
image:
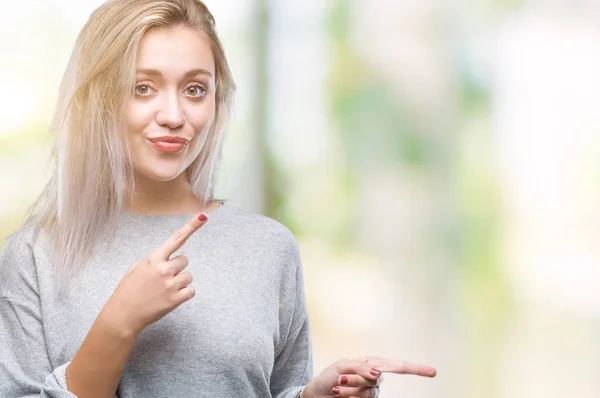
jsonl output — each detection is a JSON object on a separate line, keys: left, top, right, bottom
{"left": 155, "top": 92, "right": 186, "bottom": 128}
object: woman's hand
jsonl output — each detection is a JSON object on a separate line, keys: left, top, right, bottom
{"left": 302, "top": 356, "right": 436, "bottom": 398}
{"left": 101, "top": 212, "right": 208, "bottom": 337}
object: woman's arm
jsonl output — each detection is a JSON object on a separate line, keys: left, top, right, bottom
{"left": 0, "top": 255, "right": 139, "bottom": 398}
{"left": 269, "top": 235, "right": 314, "bottom": 398}
{"left": 1, "top": 213, "right": 207, "bottom": 398}
{"left": 66, "top": 212, "right": 208, "bottom": 397}
{"left": 0, "top": 233, "right": 81, "bottom": 397}
{"left": 64, "top": 306, "right": 136, "bottom": 398}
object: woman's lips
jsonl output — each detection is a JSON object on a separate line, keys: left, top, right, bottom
{"left": 150, "top": 140, "right": 187, "bottom": 152}
{"left": 147, "top": 136, "right": 190, "bottom": 153}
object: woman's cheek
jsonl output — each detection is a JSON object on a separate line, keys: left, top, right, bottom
{"left": 131, "top": 104, "right": 154, "bottom": 130}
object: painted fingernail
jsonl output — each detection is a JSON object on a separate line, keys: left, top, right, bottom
{"left": 332, "top": 386, "right": 340, "bottom": 395}
{"left": 370, "top": 369, "right": 381, "bottom": 377}
{"left": 198, "top": 213, "right": 207, "bottom": 222}
{"left": 340, "top": 375, "right": 348, "bottom": 385}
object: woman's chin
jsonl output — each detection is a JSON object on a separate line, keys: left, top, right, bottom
{"left": 136, "top": 167, "right": 186, "bottom": 183}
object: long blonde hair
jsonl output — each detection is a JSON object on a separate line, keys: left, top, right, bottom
{"left": 24, "top": 0, "right": 236, "bottom": 294}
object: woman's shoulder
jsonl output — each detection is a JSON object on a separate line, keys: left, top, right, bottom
{"left": 222, "top": 202, "right": 299, "bottom": 251}
{"left": 0, "top": 223, "right": 42, "bottom": 298}
{"left": 1, "top": 222, "right": 38, "bottom": 260}
{"left": 222, "top": 204, "right": 302, "bottom": 274}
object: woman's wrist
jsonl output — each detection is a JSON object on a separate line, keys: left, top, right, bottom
{"left": 300, "top": 381, "right": 315, "bottom": 398}
{"left": 97, "top": 300, "right": 139, "bottom": 341}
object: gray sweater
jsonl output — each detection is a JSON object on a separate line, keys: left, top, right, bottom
{"left": 0, "top": 202, "right": 312, "bottom": 397}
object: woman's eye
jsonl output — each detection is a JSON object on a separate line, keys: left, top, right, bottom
{"left": 134, "top": 84, "right": 153, "bottom": 96}
{"left": 185, "top": 85, "right": 206, "bottom": 98}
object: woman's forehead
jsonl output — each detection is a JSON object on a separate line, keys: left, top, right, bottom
{"left": 136, "top": 26, "right": 215, "bottom": 78}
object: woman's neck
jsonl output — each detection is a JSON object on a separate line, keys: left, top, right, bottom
{"left": 123, "top": 173, "right": 214, "bottom": 215}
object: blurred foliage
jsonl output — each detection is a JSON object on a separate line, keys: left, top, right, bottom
{"left": 327, "top": 0, "right": 427, "bottom": 174}
{"left": 322, "top": 0, "right": 432, "bottom": 248}
{"left": 453, "top": 29, "right": 515, "bottom": 397}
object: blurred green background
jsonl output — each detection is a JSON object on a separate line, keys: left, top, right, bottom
{"left": 1, "top": 1, "right": 599, "bottom": 396}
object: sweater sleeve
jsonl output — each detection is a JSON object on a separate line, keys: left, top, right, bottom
{"left": 269, "top": 236, "right": 314, "bottom": 398}
{"left": 0, "top": 231, "right": 78, "bottom": 397}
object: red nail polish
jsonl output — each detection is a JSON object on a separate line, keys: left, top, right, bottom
{"left": 198, "top": 213, "right": 207, "bottom": 222}
{"left": 340, "top": 375, "right": 348, "bottom": 385}
{"left": 332, "top": 387, "right": 340, "bottom": 395}
{"left": 370, "top": 369, "right": 381, "bottom": 377}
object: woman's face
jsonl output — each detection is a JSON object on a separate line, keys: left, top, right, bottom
{"left": 121, "top": 26, "right": 216, "bottom": 182}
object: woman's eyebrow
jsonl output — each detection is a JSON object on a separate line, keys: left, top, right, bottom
{"left": 136, "top": 68, "right": 213, "bottom": 79}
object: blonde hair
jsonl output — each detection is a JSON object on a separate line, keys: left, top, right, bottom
{"left": 24, "top": 0, "right": 236, "bottom": 294}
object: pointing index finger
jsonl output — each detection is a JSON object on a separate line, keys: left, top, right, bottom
{"left": 149, "top": 212, "right": 208, "bottom": 262}
{"left": 367, "top": 358, "right": 437, "bottom": 378}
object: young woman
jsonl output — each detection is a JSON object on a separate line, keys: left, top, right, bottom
{"left": 0, "top": 1, "right": 436, "bottom": 397}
